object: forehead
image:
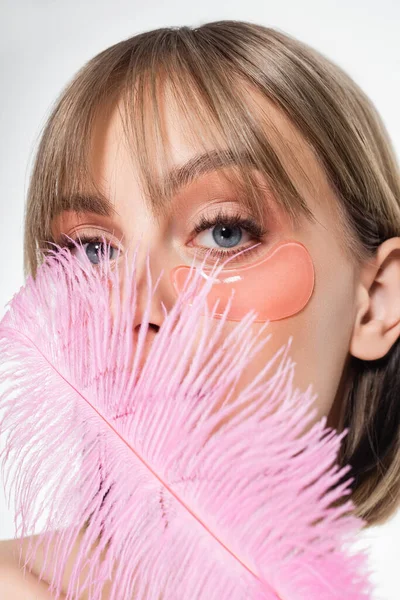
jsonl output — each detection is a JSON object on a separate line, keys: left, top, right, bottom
{"left": 88, "top": 83, "right": 337, "bottom": 219}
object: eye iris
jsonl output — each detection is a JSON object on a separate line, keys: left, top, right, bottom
{"left": 86, "top": 241, "right": 113, "bottom": 264}
{"left": 212, "top": 224, "right": 242, "bottom": 248}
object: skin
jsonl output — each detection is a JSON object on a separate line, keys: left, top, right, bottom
{"left": 4, "top": 85, "right": 400, "bottom": 598}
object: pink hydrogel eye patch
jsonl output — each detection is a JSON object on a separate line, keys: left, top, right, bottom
{"left": 170, "top": 240, "right": 315, "bottom": 322}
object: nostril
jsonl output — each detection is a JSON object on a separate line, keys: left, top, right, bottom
{"left": 137, "top": 322, "right": 159, "bottom": 333}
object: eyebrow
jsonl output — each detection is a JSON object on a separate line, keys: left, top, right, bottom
{"left": 56, "top": 148, "right": 258, "bottom": 219}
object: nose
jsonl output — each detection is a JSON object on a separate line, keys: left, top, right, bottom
{"left": 109, "top": 234, "right": 171, "bottom": 365}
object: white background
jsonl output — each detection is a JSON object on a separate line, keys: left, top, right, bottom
{"left": 0, "top": 1, "right": 399, "bottom": 598}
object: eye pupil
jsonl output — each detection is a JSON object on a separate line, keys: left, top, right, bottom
{"left": 213, "top": 225, "right": 242, "bottom": 248}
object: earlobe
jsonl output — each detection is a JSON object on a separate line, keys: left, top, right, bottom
{"left": 350, "top": 237, "right": 400, "bottom": 361}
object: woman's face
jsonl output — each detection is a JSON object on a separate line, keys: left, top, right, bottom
{"left": 51, "top": 90, "right": 360, "bottom": 428}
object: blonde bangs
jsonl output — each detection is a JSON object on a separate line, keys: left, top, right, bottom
{"left": 117, "top": 35, "right": 315, "bottom": 230}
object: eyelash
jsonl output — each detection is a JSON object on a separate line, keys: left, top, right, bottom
{"left": 191, "top": 209, "right": 268, "bottom": 261}
{"left": 58, "top": 209, "right": 268, "bottom": 264}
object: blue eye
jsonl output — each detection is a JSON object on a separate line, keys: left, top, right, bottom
{"left": 60, "top": 235, "right": 118, "bottom": 266}
{"left": 191, "top": 209, "right": 268, "bottom": 260}
{"left": 84, "top": 240, "right": 116, "bottom": 265}
{"left": 211, "top": 223, "right": 243, "bottom": 248}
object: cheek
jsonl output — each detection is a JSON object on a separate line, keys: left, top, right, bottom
{"left": 208, "top": 308, "right": 341, "bottom": 435}
{"left": 264, "top": 262, "right": 356, "bottom": 426}
{"left": 169, "top": 239, "right": 318, "bottom": 419}
{"left": 177, "top": 243, "right": 354, "bottom": 430}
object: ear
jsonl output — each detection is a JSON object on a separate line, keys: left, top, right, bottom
{"left": 350, "top": 237, "right": 400, "bottom": 361}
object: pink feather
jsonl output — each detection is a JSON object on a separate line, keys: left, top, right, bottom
{"left": 0, "top": 236, "right": 374, "bottom": 599}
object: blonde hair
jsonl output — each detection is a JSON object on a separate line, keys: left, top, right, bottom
{"left": 24, "top": 20, "right": 400, "bottom": 527}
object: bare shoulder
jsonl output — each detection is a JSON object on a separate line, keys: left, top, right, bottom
{"left": 0, "top": 532, "right": 77, "bottom": 599}
{"left": 0, "top": 536, "right": 58, "bottom": 598}
{"left": 0, "top": 528, "right": 112, "bottom": 599}
{"left": 0, "top": 536, "right": 17, "bottom": 564}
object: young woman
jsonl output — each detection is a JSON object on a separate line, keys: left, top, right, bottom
{"left": 1, "top": 19, "right": 400, "bottom": 598}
